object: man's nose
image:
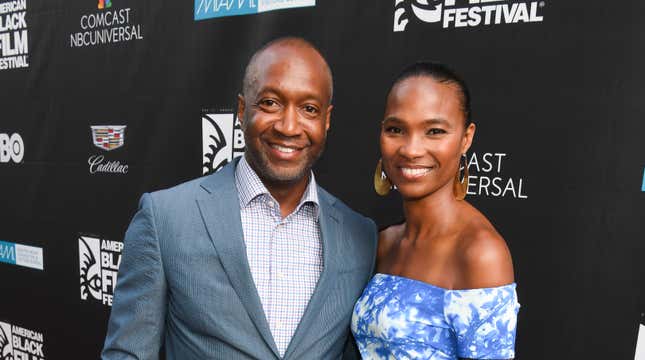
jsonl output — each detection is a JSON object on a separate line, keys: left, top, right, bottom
{"left": 273, "top": 105, "right": 302, "bottom": 137}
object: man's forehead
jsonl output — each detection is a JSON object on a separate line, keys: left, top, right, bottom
{"left": 255, "top": 44, "right": 325, "bottom": 75}
{"left": 249, "top": 46, "right": 331, "bottom": 96}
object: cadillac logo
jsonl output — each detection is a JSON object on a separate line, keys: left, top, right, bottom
{"left": 91, "top": 126, "right": 126, "bottom": 151}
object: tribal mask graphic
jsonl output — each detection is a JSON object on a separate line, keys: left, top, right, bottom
{"left": 79, "top": 237, "right": 102, "bottom": 301}
{"left": 395, "top": 0, "right": 443, "bottom": 31}
{"left": 203, "top": 115, "right": 229, "bottom": 174}
{"left": 0, "top": 324, "right": 12, "bottom": 360}
{"left": 202, "top": 113, "right": 245, "bottom": 175}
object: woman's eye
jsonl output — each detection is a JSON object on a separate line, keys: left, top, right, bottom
{"left": 427, "top": 128, "right": 446, "bottom": 135}
{"left": 384, "top": 126, "right": 402, "bottom": 134}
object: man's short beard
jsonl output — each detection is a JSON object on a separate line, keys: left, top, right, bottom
{"left": 244, "top": 137, "right": 325, "bottom": 187}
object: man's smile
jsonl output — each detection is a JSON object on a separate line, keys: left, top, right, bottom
{"left": 264, "top": 139, "right": 307, "bottom": 161}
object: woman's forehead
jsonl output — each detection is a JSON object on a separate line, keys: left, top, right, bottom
{"left": 386, "top": 77, "right": 462, "bottom": 117}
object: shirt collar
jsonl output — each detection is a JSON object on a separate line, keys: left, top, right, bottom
{"left": 235, "top": 155, "right": 320, "bottom": 215}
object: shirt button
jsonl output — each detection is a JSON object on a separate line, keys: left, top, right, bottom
{"left": 277, "top": 272, "right": 286, "bottom": 280}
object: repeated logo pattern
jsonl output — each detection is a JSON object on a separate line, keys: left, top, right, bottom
{"left": 79, "top": 235, "right": 122, "bottom": 306}
{"left": 90, "top": 126, "right": 125, "bottom": 151}
{"left": 0, "top": 321, "right": 45, "bottom": 360}
{"left": 202, "top": 113, "right": 245, "bottom": 174}
{"left": 394, "top": 0, "right": 544, "bottom": 32}
{"left": 195, "top": 0, "right": 315, "bottom": 20}
{"left": 97, "top": 0, "right": 111, "bottom": 9}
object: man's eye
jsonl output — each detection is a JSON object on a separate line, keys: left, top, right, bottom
{"left": 427, "top": 128, "right": 446, "bottom": 135}
{"left": 255, "top": 99, "right": 281, "bottom": 111}
{"left": 303, "top": 105, "right": 318, "bottom": 114}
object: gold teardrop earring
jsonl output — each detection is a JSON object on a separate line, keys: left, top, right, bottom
{"left": 453, "top": 153, "right": 469, "bottom": 200}
{"left": 374, "top": 158, "right": 392, "bottom": 196}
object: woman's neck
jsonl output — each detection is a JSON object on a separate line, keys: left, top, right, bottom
{"left": 402, "top": 184, "right": 461, "bottom": 242}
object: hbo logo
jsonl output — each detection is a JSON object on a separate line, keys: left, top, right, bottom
{"left": 0, "top": 133, "right": 24, "bottom": 163}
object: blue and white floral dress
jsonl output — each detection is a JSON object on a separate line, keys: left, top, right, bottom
{"left": 351, "top": 273, "right": 519, "bottom": 359}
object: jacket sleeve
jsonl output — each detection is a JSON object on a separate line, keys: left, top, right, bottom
{"left": 102, "top": 193, "right": 168, "bottom": 360}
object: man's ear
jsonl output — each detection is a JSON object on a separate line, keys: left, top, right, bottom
{"left": 237, "top": 94, "right": 246, "bottom": 129}
{"left": 325, "top": 105, "right": 333, "bottom": 132}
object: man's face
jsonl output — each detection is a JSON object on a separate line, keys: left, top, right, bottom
{"left": 238, "top": 45, "right": 332, "bottom": 185}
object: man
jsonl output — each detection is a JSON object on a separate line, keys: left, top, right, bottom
{"left": 102, "top": 37, "right": 377, "bottom": 359}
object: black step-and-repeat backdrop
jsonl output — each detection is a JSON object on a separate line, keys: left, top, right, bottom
{"left": 1, "top": 0, "right": 644, "bottom": 358}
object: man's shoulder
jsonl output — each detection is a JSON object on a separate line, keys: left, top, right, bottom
{"left": 147, "top": 176, "right": 203, "bottom": 204}
{"left": 147, "top": 165, "right": 235, "bottom": 207}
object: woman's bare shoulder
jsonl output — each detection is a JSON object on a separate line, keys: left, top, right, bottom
{"left": 377, "top": 223, "right": 405, "bottom": 260}
{"left": 456, "top": 206, "right": 514, "bottom": 289}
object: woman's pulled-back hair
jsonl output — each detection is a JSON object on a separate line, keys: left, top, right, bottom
{"left": 390, "top": 62, "right": 472, "bottom": 126}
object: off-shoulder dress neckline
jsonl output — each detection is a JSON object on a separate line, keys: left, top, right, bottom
{"left": 373, "top": 272, "right": 517, "bottom": 292}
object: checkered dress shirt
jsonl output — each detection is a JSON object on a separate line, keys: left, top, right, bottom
{"left": 235, "top": 156, "right": 323, "bottom": 357}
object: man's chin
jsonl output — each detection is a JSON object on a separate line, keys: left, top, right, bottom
{"left": 246, "top": 151, "right": 314, "bottom": 185}
{"left": 263, "top": 166, "right": 309, "bottom": 184}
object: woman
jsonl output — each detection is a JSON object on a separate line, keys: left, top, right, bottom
{"left": 351, "top": 62, "right": 520, "bottom": 360}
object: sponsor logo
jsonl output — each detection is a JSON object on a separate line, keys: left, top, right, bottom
{"left": 0, "top": 0, "right": 29, "bottom": 71}
{"left": 88, "top": 126, "right": 128, "bottom": 174}
{"left": 467, "top": 152, "right": 527, "bottom": 199}
{"left": 69, "top": 0, "right": 143, "bottom": 48}
{"left": 79, "top": 235, "right": 122, "bottom": 306}
{"left": 0, "top": 132, "right": 24, "bottom": 163}
{"left": 0, "top": 240, "right": 43, "bottom": 270}
{"left": 0, "top": 321, "right": 45, "bottom": 360}
{"left": 202, "top": 112, "right": 245, "bottom": 174}
{"left": 98, "top": 0, "right": 111, "bottom": 9}
{"left": 394, "top": 0, "right": 544, "bottom": 32}
{"left": 195, "top": 0, "right": 315, "bottom": 21}
{"left": 91, "top": 125, "right": 125, "bottom": 151}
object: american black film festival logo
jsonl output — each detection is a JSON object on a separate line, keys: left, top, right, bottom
{"left": 394, "top": 0, "right": 544, "bottom": 32}
{"left": 202, "top": 113, "right": 245, "bottom": 174}
{"left": 0, "top": 0, "right": 29, "bottom": 71}
{"left": 0, "top": 321, "right": 45, "bottom": 360}
{"left": 79, "top": 235, "right": 123, "bottom": 306}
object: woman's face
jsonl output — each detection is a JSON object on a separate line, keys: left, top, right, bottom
{"left": 380, "top": 76, "right": 475, "bottom": 200}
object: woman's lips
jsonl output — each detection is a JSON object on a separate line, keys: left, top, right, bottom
{"left": 398, "top": 166, "right": 433, "bottom": 180}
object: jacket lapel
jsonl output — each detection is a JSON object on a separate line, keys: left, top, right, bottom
{"left": 196, "top": 162, "right": 280, "bottom": 358}
{"left": 283, "top": 187, "right": 343, "bottom": 359}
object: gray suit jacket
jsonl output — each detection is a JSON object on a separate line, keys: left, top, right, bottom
{"left": 102, "top": 160, "right": 377, "bottom": 359}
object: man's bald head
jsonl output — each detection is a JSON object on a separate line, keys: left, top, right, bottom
{"left": 241, "top": 37, "right": 333, "bottom": 103}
